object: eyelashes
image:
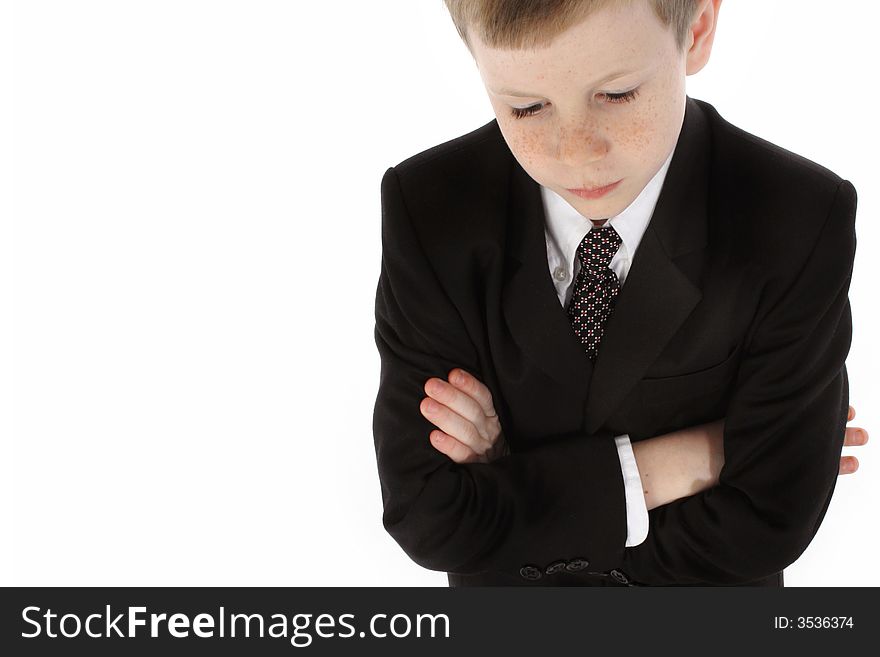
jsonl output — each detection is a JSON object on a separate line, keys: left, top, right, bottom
{"left": 509, "top": 87, "right": 640, "bottom": 120}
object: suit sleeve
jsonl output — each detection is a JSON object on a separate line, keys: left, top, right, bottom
{"left": 373, "top": 166, "right": 628, "bottom": 577}
{"left": 618, "top": 179, "right": 858, "bottom": 585}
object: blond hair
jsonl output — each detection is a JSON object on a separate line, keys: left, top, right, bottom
{"left": 443, "top": 0, "right": 701, "bottom": 54}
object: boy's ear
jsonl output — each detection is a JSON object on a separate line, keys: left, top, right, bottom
{"left": 685, "top": 0, "right": 722, "bottom": 75}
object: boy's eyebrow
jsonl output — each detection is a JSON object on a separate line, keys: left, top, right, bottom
{"left": 491, "top": 67, "right": 643, "bottom": 98}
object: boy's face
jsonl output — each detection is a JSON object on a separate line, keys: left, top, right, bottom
{"left": 470, "top": 0, "right": 704, "bottom": 220}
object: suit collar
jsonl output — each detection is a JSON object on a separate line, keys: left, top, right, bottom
{"left": 501, "top": 95, "right": 711, "bottom": 433}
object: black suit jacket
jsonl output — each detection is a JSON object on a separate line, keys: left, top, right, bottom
{"left": 372, "top": 96, "right": 857, "bottom": 587}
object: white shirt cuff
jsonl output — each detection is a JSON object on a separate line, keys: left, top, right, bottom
{"left": 615, "top": 433, "right": 649, "bottom": 547}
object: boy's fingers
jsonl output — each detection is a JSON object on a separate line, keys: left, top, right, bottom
{"left": 430, "top": 431, "right": 480, "bottom": 464}
{"left": 847, "top": 405, "right": 855, "bottom": 421}
{"left": 839, "top": 456, "right": 859, "bottom": 475}
{"left": 424, "top": 377, "right": 495, "bottom": 441}
{"left": 447, "top": 369, "right": 497, "bottom": 417}
{"left": 843, "top": 427, "right": 868, "bottom": 446}
{"left": 420, "top": 396, "right": 493, "bottom": 453}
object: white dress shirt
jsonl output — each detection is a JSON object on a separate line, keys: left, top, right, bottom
{"left": 539, "top": 147, "right": 676, "bottom": 547}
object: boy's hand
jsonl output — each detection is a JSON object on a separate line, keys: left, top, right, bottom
{"left": 699, "top": 404, "right": 867, "bottom": 484}
{"left": 841, "top": 405, "right": 868, "bottom": 475}
{"left": 420, "top": 368, "right": 509, "bottom": 464}
{"left": 693, "top": 405, "right": 866, "bottom": 480}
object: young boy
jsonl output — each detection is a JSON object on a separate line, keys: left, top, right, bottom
{"left": 372, "top": 0, "right": 866, "bottom": 586}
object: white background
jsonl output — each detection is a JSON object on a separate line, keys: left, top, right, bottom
{"left": 4, "top": 1, "right": 877, "bottom": 586}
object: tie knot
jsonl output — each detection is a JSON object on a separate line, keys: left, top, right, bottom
{"left": 576, "top": 225, "right": 622, "bottom": 275}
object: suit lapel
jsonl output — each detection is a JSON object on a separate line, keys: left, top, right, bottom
{"left": 502, "top": 153, "right": 595, "bottom": 403}
{"left": 584, "top": 97, "right": 711, "bottom": 433}
{"left": 583, "top": 226, "right": 703, "bottom": 433}
{"left": 501, "top": 96, "right": 712, "bottom": 435}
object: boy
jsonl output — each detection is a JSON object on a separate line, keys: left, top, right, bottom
{"left": 372, "top": 0, "right": 865, "bottom": 586}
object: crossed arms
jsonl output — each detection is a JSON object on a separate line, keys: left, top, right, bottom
{"left": 373, "top": 167, "right": 861, "bottom": 585}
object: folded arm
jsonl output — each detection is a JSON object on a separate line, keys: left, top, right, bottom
{"left": 373, "top": 166, "right": 630, "bottom": 576}
{"left": 617, "top": 179, "right": 858, "bottom": 585}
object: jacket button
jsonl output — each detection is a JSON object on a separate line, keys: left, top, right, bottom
{"left": 609, "top": 569, "right": 630, "bottom": 584}
{"left": 519, "top": 565, "right": 543, "bottom": 580}
{"left": 545, "top": 561, "right": 567, "bottom": 575}
{"left": 565, "top": 558, "right": 590, "bottom": 572}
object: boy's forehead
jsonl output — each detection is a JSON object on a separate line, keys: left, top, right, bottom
{"left": 470, "top": 1, "right": 668, "bottom": 93}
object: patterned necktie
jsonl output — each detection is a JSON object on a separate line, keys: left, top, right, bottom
{"left": 566, "top": 225, "right": 623, "bottom": 361}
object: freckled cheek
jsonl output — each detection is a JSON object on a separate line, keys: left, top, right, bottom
{"left": 504, "top": 125, "right": 551, "bottom": 166}
{"left": 609, "top": 113, "right": 660, "bottom": 158}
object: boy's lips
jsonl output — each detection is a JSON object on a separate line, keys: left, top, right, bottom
{"left": 567, "top": 179, "right": 622, "bottom": 199}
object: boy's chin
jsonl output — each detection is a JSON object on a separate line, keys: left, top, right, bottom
{"left": 566, "top": 192, "right": 634, "bottom": 222}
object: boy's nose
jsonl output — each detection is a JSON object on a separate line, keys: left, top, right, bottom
{"left": 555, "top": 125, "right": 609, "bottom": 166}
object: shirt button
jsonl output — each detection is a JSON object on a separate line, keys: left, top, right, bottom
{"left": 553, "top": 266, "right": 567, "bottom": 281}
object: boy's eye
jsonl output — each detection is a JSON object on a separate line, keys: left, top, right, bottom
{"left": 509, "top": 104, "right": 544, "bottom": 120}
{"left": 600, "top": 88, "right": 640, "bottom": 104}
{"left": 508, "top": 87, "right": 640, "bottom": 120}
